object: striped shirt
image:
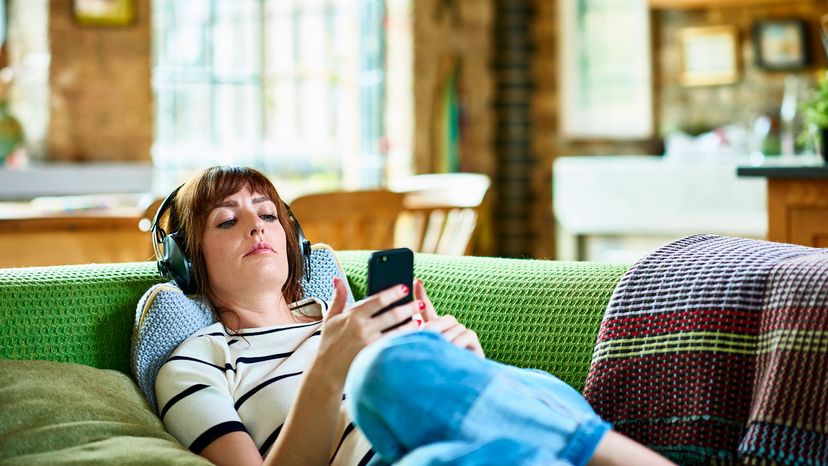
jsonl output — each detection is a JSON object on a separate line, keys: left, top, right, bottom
{"left": 155, "top": 298, "right": 374, "bottom": 465}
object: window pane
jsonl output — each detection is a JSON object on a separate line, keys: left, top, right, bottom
{"left": 173, "top": 83, "right": 211, "bottom": 146}
{"left": 214, "top": 0, "right": 261, "bottom": 80}
{"left": 265, "top": 14, "right": 295, "bottom": 74}
{"left": 298, "top": 8, "right": 326, "bottom": 72}
{"left": 157, "top": 0, "right": 210, "bottom": 72}
{"left": 214, "top": 84, "right": 261, "bottom": 148}
{"left": 265, "top": 78, "right": 297, "bottom": 141}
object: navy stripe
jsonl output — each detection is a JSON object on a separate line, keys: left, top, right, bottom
{"left": 198, "top": 332, "right": 226, "bottom": 338}
{"left": 237, "top": 321, "right": 319, "bottom": 337}
{"left": 311, "top": 330, "right": 321, "bottom": 337}
{"left": 167, "top": 355, "right": 233, "bottom": 372}
{"left": 234, "top": 351, "right": 294, "bottom": 366}
{"left": 357, "top": 449, "right": 376, "bottom": 466}
{"left": 160, "top": 384, "right": 208, "bottom": 420}
{"left": 258, "top": 423, "right": 283, "bottom": 457}
{"left": 329, "top": 423, "right": 355, "bottom": 464}
{"left": 227, "top": 339, "right": 239, "bottom": 346}
{"left": 189, "top": 421, "right": 248, "bottom": 454}
{"left": 234, "top": 371, "right": 303, "bottom": 410}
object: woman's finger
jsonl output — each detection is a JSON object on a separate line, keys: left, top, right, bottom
{"left": 349, "top": 284, "right": 410, "bottom": 318}
{"left": 371, "top": 299, "right": 422, "bottom": 332}
{"left": 422, "top": 315, "right": 458, "bottom": 333}
{"left": 440, "top": 322, "right": 468, "bottom": 343}
{"left": 414, "top": 279, "right": 439, "bottom": 321}
{"left": 453, "top": 331, "right": 485, "bottom": 357}
{"left": 325, "top": 277, "right": 349, "bottom": 319}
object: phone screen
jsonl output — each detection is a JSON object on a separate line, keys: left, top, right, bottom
{"left": 367, "top": 248, "right": 414, "bottom": 318}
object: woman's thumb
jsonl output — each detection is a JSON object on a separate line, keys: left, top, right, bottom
{"left": 326, "top": 276, "right": 347, "bottom": 318}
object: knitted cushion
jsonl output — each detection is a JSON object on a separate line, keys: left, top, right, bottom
{"left": 131, "top": 243, "right": 354, "bottom": 412}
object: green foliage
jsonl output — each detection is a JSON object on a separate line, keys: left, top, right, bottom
{"left": 803, "top": 75, "right": 828, "bottom": 129}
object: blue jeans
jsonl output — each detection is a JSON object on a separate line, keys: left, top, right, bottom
{"left": 344, "top": 331, "right": 611, "bottom": 466}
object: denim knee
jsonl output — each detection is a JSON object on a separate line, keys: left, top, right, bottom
{"left": 345, "top": 331, "right": 492, "bottom": 462}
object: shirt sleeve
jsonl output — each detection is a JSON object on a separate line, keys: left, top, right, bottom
{"left": 156, "top": 335, "right": 248, "bottom": 454}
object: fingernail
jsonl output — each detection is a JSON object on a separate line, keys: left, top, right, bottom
{"left": 333, "top": 277, "right": 340, "bottom": 286}
{"left": 400, "top": 284, "right": 409, "bottom": 295}
{"left": 418, "top": 300, "right": 425, "bottom": 310}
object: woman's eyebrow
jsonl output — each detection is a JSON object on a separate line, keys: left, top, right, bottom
{"left": 214, "top": 196, "right": 273, "bottom": 209}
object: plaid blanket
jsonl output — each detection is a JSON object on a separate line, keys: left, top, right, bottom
{"left": 583, "top": 235, "right": 828, "bottom": 465}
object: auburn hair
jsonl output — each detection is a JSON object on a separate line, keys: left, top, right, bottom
{"left": 161, "top": 166, "right": 305, "bottom": 312}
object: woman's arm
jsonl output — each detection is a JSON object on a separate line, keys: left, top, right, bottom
{"left": 200, "top": 278, "right": 422, "bottom": 466}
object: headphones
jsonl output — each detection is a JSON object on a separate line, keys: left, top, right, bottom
{"left": 151, "top": 184, "right": 312, "bottom": 294}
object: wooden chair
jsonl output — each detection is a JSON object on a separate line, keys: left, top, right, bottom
{"left": 288, "top": 190, "right": 405, "bottom": 251}
{"left": 390, "top": 173, "right": 491, "bottom": 256}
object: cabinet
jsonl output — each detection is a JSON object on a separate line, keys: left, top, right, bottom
{"left": 737, "top": 164, "right": 828, "bottom": 248}
{"left": 649, "top": 0, "right": 794, "bottom": 9}
{"left": 767, "top": 179, "right": 828, "bottom": 247}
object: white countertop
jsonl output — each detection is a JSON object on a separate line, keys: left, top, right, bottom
{"left": 553, "top": 155, "right": 770, "bottom": 238}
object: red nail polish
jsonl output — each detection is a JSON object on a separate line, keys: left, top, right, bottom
{"left": 401, "top": 284, "right": 409, "bottom": 295}
{"left": 418, "top": 300, "right": 425, "bottom": 310}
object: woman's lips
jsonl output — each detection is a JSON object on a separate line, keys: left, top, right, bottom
{"left": 245, "top": 242, "right": 274, "bottom": 257}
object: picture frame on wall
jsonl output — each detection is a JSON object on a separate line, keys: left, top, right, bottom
{"left": 73, "top": 0, "right": 135, "bottom": 27}
{"left": 679, "top": 26, "right": 741, "bottom": 87}
{"left": 753, "top": 19, "right": 810, "bottom": 71}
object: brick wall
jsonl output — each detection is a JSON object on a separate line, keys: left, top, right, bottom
{"left": 492, "top": 0, "right": 534, "bottom": 257}
{"left": 47, "top": 0, "right": 152, "bottom": 162}
{"left": 657, "top": 0, "right": 828, "bottom": 138}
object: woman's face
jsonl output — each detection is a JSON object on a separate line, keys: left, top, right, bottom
{"left": 201, "top": 185, "right": 289, "bottom": 301}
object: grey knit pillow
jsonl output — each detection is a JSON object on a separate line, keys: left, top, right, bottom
{"left": 130, "top": 244, "right": 355, "bottom": 412}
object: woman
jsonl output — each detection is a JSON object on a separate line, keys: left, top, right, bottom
{"left": 154, "top": 166, "right": 673, "bottom": 466}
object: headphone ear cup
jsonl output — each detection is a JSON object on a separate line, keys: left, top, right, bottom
{"left": 161, "top": 231, "right": 195, "bottom": 294}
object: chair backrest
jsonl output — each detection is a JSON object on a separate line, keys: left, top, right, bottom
{"left": 289, "top": 190, "right": 405, "bottom": 251}
{"left": 389, "top": 173, "right": 491, "bottom": 255}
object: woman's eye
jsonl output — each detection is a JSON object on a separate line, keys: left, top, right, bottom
{"left": 218, "top": 219, "right": 237, "bottom": 229}
{"left": 260, "top": 214, "right": 277, "bottom": 222}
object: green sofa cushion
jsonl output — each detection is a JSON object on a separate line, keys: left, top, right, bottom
{"left": 0, "top": 359, "right": 209, "bottom": 465}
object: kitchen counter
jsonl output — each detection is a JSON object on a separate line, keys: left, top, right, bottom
{"left": 737, "top": 158, "right": 828, "bottom": 179}
{"left": 736, "top": 156, "right": 828, "bottom": 247}
{"left": 553, "top": 155, "right": 767, "bottom": 262}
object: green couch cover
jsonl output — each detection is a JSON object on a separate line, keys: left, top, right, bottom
{"left": 0, "top": 252, "right": 628, "bottom": 464}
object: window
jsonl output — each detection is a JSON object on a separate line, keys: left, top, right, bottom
{"left": 152, "top": 0, "right": 385, "bottom": 191}
{"left": 559, "top": 0, "right": 653, "bottom": 139}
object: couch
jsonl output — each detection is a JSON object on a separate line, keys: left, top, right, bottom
{"left": 0, "top": 251, "right": 628, "bottom": 465}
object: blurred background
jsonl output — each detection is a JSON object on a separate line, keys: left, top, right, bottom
{"left": 0, "top": 0, "right": 827, "bottom": 267}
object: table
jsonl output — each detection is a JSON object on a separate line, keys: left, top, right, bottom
{"left": 0, "top": 204, "right": 153, "bottom": 267}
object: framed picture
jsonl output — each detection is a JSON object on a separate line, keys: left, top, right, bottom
{"left": 753, "top": 19, "right": 810, "bottom": 70}
{"left": 73, "top": 0, "right": 135, "bottom": 27}
{"left": 679, "top": 26, "right": 741, "bottom": 87}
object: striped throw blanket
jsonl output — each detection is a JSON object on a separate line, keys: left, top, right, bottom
{"left": 583, "top": 235, "right": 828, "bottom": 465}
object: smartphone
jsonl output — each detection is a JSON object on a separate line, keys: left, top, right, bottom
{"left": 367, "top": 248, "right": 414, "bottom": 319}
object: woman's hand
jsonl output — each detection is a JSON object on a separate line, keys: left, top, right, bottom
{"left": 415, "top": 278, "right": 485, "bottom": 357}
{"left": 315, "top": 277, "right": 421, "bottom": 386}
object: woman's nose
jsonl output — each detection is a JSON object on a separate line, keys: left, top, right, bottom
{"left": 247, "top": 213, "right": 264, "bottom": 236}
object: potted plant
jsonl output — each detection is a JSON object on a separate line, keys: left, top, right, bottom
{"left": 802, "top": 73, "right": 828, "bottom": 162}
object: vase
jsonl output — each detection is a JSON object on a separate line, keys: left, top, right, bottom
{"left": 0, "top": 101, "right": 23, "bottom": 165}
{"left": 820, "top": 128, "right": 828, "bottom": 164}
